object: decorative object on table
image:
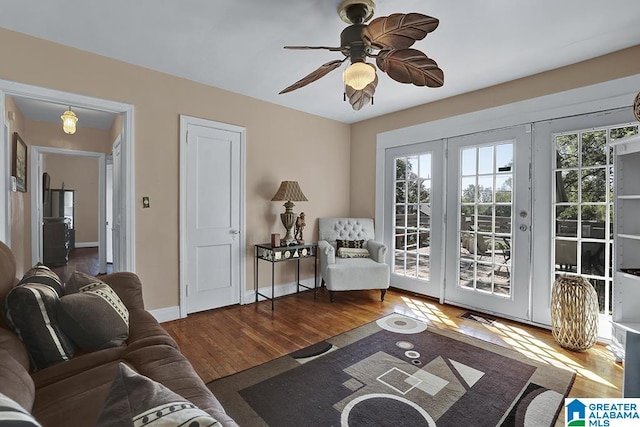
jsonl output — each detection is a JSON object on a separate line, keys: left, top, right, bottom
{"left": 270, "top": 233, "right": 281, "bottom": 247}
{"left": 271, "top": 181, "right": 308, "bottom": 246}
{"left": 208, "top": 313, "right": 575, "bottom": 427}
{"left": 11, "top": 132, "right": 27, "bottom": 193}
{"left": 550, "top": 275, "right": 599, "bottom": 351}
{"left": 60, "top": 106, "right": 79, "bottom": 134}
{"left": 295, "top": 212, "right": 306, "bottom": 244}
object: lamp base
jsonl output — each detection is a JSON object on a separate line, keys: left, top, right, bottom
{"left": 280, "top": 203, "right": 297, "bottom": 246}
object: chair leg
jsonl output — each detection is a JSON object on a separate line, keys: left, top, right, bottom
{"left": 380, "top": 289, "right": 387, "bottom": 301}
{"left": 329, "top": 291, "right": 335, "bottom": 303}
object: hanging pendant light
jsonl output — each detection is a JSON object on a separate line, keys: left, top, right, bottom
{"left": 61, "top": 107, "right": 78, "bottom": 134}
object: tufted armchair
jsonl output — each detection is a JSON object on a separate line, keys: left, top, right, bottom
{"left": 318, "top": 218, "right": 390, "bottom": 302}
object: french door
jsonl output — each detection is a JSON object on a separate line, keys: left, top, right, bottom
{"left": 444, "top": 126, "right": 532, "bottom": 320}
{"left": 384, "top": 140, "right": 445, "bottom": 298}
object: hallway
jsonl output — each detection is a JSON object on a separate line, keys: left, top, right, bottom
{"left": 50, "top": 247, "right": 112, "bottom": 282}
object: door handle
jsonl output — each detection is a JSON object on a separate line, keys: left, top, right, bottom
{"left": 230, "top": 229, "right": 240, "bottom": 235}
{"left": 519, "top": 224, "right": 528, "bottom": 231}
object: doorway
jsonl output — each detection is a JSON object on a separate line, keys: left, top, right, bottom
{"left": 0, "top": 79, "right": 135, "bottom": 272}
{"left": 33, "top": 147, "right": 107, "bottom": 273}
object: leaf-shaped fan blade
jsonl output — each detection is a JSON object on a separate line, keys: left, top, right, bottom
{"left": 363, "top": 13, "right": 439, "bottom": 50}
{"left": 279, "top": 59, "right": 346, "bottom": 94}
{"left": 377, "top": 49, "right": 444, "bottom": 87}
{"left": 345, "top": 74, "right": 378, "bottom": 111}
{"left": 284, "top": 45, "right": 346, "bottom": 52}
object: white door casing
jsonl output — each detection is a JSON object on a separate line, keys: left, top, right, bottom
{"left": 180, "top": 116, "right": 245, "bottom": 316}
{"left": 0, "top": 79, "right": 134, "bottom": 273}
{"left": 111, "top": 138, "right": 123, "bottom": 271}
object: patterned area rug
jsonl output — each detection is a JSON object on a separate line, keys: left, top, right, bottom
{"left": 208, "top": 314, "right": 575, "bottom": 427}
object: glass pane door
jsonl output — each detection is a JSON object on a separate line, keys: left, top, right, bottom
{"left": 385, "top": 140, "right": 444, "bottom": 298}
{"left": 445, "top": 126, "right": 532, "bottom": 320}
{"left": 459, "top": 143, "right": 513, "bottom": 296}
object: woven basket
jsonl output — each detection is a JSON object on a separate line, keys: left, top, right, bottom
{"left": 550, "top": 275, "right": 599, "bottom": 351}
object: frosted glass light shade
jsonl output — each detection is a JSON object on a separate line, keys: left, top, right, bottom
{"left": 343, "top": 62, "right": 376, "bottom": 90}
{"left": 61, "top": 109, "right": 78, "bottom": 134}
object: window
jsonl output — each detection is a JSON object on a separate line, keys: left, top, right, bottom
{"left": 458, "top": 142, "right": 514, "bottom": 297}
{"left": 394, "top": 154, "right": 431, "bottom": 280}
{"left": 553, "top": 124, "right": 639, "bottom": 315}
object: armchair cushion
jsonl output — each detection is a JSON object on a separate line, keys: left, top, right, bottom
{"left": 337, "top": 248, "right": 370, "bottom": 258}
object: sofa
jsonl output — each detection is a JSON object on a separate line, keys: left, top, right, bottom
{"left": 0, "top": 240, "right": 237, "bottom": 426}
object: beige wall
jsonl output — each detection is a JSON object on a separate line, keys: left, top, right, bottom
{"left": 5, "top": 25, "right": 637, "bottom": 312}
{"left": 0, "top": 27, "right": 350, "bottom": 310}
{"left": 349, "top": 45, "right": 640, "bottom": 218}
{"left": 44, "top": 154, "right": 99, "bottom": 244}
{"left": 23, "top": 120, "right": 113, "bottom": 155}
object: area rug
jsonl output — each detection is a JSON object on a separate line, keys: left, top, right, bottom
{"left": 208, "top": 313, "right": 575, "bottom": 427}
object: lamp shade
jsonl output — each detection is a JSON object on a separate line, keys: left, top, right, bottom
{"left": 61, "top": 108, "right": 78, "bottom": 134}
{"left": 343, "top": 62, "right": 376, "bottom": 91}
{"left": 271, "top": 181, "right": 308, "bottom": 202}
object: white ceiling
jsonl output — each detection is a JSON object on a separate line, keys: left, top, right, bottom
{"left": 2, "top": 0, "right": 640, "bottom": 125}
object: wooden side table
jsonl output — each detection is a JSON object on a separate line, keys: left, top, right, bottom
{"left": 254, "top": 242, "right": 317, "bottom": 310}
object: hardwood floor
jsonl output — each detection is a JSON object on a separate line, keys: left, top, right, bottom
{"left": 50, "top": 247, "right": 113, "bottom": 283}
{"left": 162, "top": 287, "right": 623, "bottom": 425}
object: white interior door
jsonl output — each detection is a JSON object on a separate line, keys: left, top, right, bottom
{"left": 384, "top": 140, "right": 444, "bottom": 298}
{"left": 445, "top": 125, "right": 532, "bottom": 320}
{"left": 184, "top": 121, "right": 242, "bottom": 313}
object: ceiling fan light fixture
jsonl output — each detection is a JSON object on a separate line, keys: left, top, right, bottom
{"left": 343, "top": 62, "right": 376, "bottom": 90}
{"left": 61, "top": 107, "right": 78, "bottom": 134}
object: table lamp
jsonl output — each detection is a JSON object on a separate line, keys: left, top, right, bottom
{"left": 271, "top": 181, "right": 308, "bottom": 246}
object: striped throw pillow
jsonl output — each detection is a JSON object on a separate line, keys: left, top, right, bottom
{"left": 0, "top": 392, "right": 41, "bottom": 426}
{"left": 1, "top": 265, "right": 74, "bottom": 371}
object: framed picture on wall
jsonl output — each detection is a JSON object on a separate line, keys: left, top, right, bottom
{"left": 12, "top": 132, "right": 27, "bottom": 193}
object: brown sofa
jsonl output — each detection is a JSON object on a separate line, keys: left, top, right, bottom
{"left": 0, "top": 240, "right": 237, "bottom": 426}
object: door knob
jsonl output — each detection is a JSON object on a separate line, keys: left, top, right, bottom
{"left": 519, "top": 224, "right": 528, "bottom": 231}
{"left": 230, "top": 229, "right": 240, "bottom": 234}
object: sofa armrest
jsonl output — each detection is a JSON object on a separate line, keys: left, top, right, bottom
{"left": 367, "top": 240, "right": 388, "bottom": 263}
{"left": 99, "top": 272, "right": 145, "bottom": 310}
{"left": 317, "top": 240, "right": 335, "bottom": 266}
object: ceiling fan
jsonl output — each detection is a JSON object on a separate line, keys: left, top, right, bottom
{"left": 279, "top": 0, "right": 444, "bottom": 111}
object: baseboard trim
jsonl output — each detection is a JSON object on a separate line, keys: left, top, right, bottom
{"left": 152, "top": 279, "right": 317, "bottom": 321}
{"left": 242, "top": 278, "right": 317, "bottom": 305}
{"left": 74, "top": 242, "right": 99, "bottom": 248}
{"left": 151, "top": 306, "right": 180, "bottom": 323}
